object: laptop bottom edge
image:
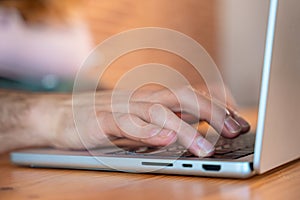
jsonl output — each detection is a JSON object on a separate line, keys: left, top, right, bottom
{"left": 10, "top": 152, "right": 255, "bottom": 179}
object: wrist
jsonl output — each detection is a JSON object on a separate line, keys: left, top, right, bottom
{"left": 28, "top": 93, "right": 71, "bottom": 148}
{"left": 0, "top": 90, "right": 65, "bottom": 153}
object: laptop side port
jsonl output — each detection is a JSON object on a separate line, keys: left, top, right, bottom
{"left": 202, "top": 164, "right": 221, "bottom": 171}
{"left": 182, "top": 163, "right": 193, "bottom": 168}
{"left": 141, "top": 162, "right": 173, "bottom": 167}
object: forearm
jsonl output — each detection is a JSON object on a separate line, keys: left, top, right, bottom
{"left": 0, "top": 88, "right": 120, "bottom": 154}
{"left": 0, "top": 89, "right": 56, "bottom": 153}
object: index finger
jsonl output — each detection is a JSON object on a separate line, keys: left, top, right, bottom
{"left": 129, "top": 103, "right": 215, "bottom": 157}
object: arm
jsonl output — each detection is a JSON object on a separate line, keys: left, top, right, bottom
{"left": 0, "top": 86, "right": 250, "bottom": 156}
{"left": 0, "top": 89, "right": 49, "bottom": 152}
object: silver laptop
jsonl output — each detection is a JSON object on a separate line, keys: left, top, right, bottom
{"left": 10, "top": 0, "right": 300, "bottom": 178}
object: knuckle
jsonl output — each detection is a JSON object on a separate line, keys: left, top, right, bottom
{"left": 116, "top": 113, "right": 130, "bottom": 124}
{"left": 139, "top": 102, "right": 156, "bottom": 121}
{"left": 96, "top": 111, "right": 110, "bottom": 122}
{"left": 176, "top": 85, "right": 192, "bottom": 94}
{"left": 151, "top": 88, "right": 177, "bottom": 106}
{"left": 148, "top": 103, "right": 166, "bottom": 117}
{"left": 160, "top": 88, "right": 174, "bottom": 98}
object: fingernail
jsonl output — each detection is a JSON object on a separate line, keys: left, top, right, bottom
{"left": 236, "top": 116, "right": 251, "bottom": 131}
{"left": 197, "top": 137, "right": 215, "bottom": 157}
{"left": 224, "top": 116, "right": 242, "bottom": 134}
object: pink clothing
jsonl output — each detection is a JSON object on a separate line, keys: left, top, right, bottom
{"left": 0, "top": 7, "right": 93, "bottom": 81}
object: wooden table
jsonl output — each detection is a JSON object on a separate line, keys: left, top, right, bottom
{"left": 0, "top": 153, "right": 299, "bottom": 200}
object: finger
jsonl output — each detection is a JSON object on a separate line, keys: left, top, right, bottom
{"left": 205, "top": 96, "right": 251, "bottom": 134}
{"left": 150, "top": 104, "right": 215, "bottom": 157}
{"left": 173, "top": 87, "right": 244, "bottom": 138}
{"left": 132, "top": 87, "right": 245, "bottom": 138}
{"left": 116, "top": 113, "right": 178, "bottom": 146}
{"left": 175, "top": 111, "right": 199, "bottom": 123}
{"left": 96, "top": 111, "right": 177, "bottom": 147}
{"left": 128, "top": 103, "right": 215, "bottom": 157}
{"left": 111, "top": 138, "right": 154, "bottom": 148}
{"left": 226, "top": 108, "right": 251, "bottom": 133}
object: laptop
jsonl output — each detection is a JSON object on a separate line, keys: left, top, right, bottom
{"left": 10, "top": 0, "right": 300, "bottom": 178}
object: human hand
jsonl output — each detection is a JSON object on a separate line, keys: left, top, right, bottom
{"left": 34, "top": 86, "right": 250, "bottom": 157}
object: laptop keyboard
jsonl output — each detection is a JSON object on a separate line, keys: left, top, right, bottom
{"left": 210, "top": 134, "right": 255, "bottom": 159}
{"left": 107, "top": 133, "right": 255, "bottom": 159}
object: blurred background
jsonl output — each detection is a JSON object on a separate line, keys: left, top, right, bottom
{"left": 0, "top": 0, "right": 270, "bottom": 109}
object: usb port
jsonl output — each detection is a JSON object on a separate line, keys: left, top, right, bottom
{"left": 182, "top": 164, "right": 193, "bottom": 168}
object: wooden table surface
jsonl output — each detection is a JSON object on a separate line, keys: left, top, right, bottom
{"left": 0, "top": 153, "right": 299, "bottom": 200}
